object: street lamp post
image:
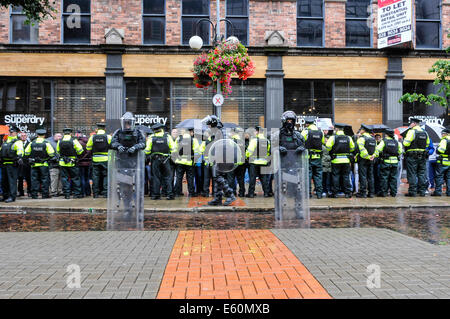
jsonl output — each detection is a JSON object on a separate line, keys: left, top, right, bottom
{"left": 189, "top": 0, "right": 238, "bottom": 120}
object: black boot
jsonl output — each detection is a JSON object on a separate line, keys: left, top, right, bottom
{"left": 223, "top": 194, "right": 236, "bottom": 206}
{"left": 208, "top": 196, "right": 222, "bottom": 206}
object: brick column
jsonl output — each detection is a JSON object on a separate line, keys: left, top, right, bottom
{"left": 443, "top": 0, "right": 450, "bottom": 48}
{"left": 166, "top": 0, "right": 181, "bottom": 45}
{"left": 371, "top": 0, "right": 378, "bottom": 49}
{"left": 324, "top": 0, "right": 347, "bottom": 48}
{"left": 0, "top": 8, "right": 8, "bottom": 43}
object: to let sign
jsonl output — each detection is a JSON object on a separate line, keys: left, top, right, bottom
{"left": 377, "top": 0, "right": 412, "bottom": 49}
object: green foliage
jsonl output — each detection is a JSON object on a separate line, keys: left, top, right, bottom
{"left": 400, "top": 34, "right": 450, "bottom": 109}
{"left": 0, "top": 0, "right": 57, "bottom": 24}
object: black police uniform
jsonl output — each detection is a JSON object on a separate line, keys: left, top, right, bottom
{"left": 90, "top": 129, "right": 110, "bottom": 197}
{"left": 1, "top": 128, "right": 23, "bottom": 202}
{"left": 26, "top": 131, "right": 55, "bottom": 199}
{"left": 148, "top": 124, "right": 174, "bottom": 199}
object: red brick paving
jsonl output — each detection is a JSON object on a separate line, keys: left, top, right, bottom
{"left": 157, "top": 230, "right": 331, "bottom": 299}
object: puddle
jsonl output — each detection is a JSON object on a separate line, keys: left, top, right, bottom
{"left": 0, "top": 208, "right": 448, "bottom": 245}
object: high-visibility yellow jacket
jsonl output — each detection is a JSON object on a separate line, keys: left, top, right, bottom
{"left": 437, "top": 136, "right": 450, "bottom": 166}
{"left": 174, "top": 133, "right": 201, "bottom": 166}
{"left": 57, "top": 135, "right": 84, "bottom": 167}
{"left": 357, "top": 132, "right": 378, "bottom": 160}
{"left": 246, "top": 133, "right": 270, "bottom": 165}
{"left": 301, "top": 124, "right": 325, "bottom": 159}
{"left": 403, "top": 126, "right": 430, "bottom": 152}
{"left": 375, "top": 136, "right": 403, "bottom": 164}
{"left": 0, "top": 136, "right": 24, "bottom": 165}
{"left": 325, "top": 131, "right": 355, "bottom": 164}
{"left": 86, "top": 130, "right": 112, "bottom": 163}
{"left": 24, "top": 137, "right": 55, "bottom": 167}
{"left": 145, "top": 131, "right": 176, "bottom": 156}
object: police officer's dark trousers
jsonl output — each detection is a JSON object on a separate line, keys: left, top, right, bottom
{"left": 405, "top": 152, "right": 427, "bottom": 195}
{"left": 227, "top": 164, "right": 246, "bottom": 196}
{"left": 358, "top": 158, "right": 375, "bottom": 195}
{"left": 309, "top": 157, "right": 323, "bottom": 195}
{"left": 2, "top": 165, "right": 18, "bottom": 200}
{"left": 151, "top": 155, "right": 173, "bottom": 197}
{"left": 92, "top": 162, "right": 108, "bottom": 196}
{"left": 175, "top": 164, "right": 195, "bottom": 195}
{"left": 248, "top": 164, "right": 269, "bottom": 195}
{"left": 61, "top": 166, "right": 81, "bottom": 197}
{"left": 202, "top": 165, "right": 215, "bottom": 196}
{"left": 31, "top": 166, "right": 50, "bottom": 197}
{"left": 379, "top": 162, "right": 398, "bottom": 196}
{"left": 331, "top": 163, "right": 352, "bottom": 195}
{"left": 434, "top": 163, "right": 450, "bottom": 196}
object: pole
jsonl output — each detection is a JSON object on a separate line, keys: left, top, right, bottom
{"left": 215, "top": 0, "right": 222, "bottom": 119}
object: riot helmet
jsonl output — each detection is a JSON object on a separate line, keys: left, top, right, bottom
{"left": 281, "top": 111, "right": 297, "bottom": 131}
{"left": 202, "top": 115, "right": 223, "bottom": 128}
{"left": 121, "top": 112, "right": 135, "bottom": 131}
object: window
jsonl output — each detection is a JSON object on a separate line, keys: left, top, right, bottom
{"left": 125, "top": 79, "right": 170, "bottom": 122}
{"left": 297, "top": 0, "right": 324, "bottom": 47}
{"left": 334, "top": 81, "right": 383, "bottom": 131}
{"left": 226, "top": 0, "right": 248, "bottom": 46}
{"left": 182, "top": 0, "right": 210, "bottom": 45}
{"left": 416, "top": 0, "right": 441, "bottom": 49}
{"left": 62, "top": 0, "right": 91, "bottom": 44}
{"left": 143, "top": 0, "right": 165, "bottom": 44}
{"left": 53, "top": 79, "right": 105, "bottom": 133}
{"left": 284, "top": 80, "right": 333, "bottom": 119}
{"left": 346, "top": 0, "right": 371, "bottom": 47}
{"left": 10, "top": 6, "right": 39, "bottom": 44}
{"left": 402, "top": 81, "right": 446, "bottom": 125}
{"left": 0, "top": 79, "right": 51, "bottom": 133}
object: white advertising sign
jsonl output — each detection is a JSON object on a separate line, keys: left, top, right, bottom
{"left": 3, "top": 114, "right": 46, "bottom": 133}
{"left": 377, "top": 0, "right": 412, "bottom": 49}
{"left": 135, "top": 114, "right": 168, "bottom": 126}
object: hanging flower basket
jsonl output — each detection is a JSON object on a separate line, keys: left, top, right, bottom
{"left": 192, "top": 40, "right": 255, "bottom": 96}
{"left": 193, "top": 53, "right": 213, "bottom": 88}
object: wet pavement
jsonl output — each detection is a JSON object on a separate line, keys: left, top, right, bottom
{"left": 0, "top": 208, "right": 448, "bottom": 245}
{"left": 0, "top": 192, "right": 448, "bottom": 213}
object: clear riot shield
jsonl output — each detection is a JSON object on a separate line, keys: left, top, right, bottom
{"left": 208, "top": 138, "right": 243, "bottom": 175}
{"left": 274, "top": 149, "right": 310, "bottom": 221}
{"left": 107, "top": 150, "right": 145, "bottom": 230}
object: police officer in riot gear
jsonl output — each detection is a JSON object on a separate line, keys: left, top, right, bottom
{"left": 277, "top": 111, "right": 306, "bottom": 156}
{"left": 375, "top": 128, "right": 403, "bottom": 197}
{"left": 0, "top": 125, "right": 24, "bottom": 203}
{"left": 145, "top": 122, "right": 176, "bottom": 200}
{"left": 110, "top": 112, "right": 146, "bottom": 214}
{"left": 203, "top": 115, "right": 237, "bottom": 206}
{"left": 86, "top": 122, "right": 111, "bottom": 198}
{"left": 57, "top": 127, "right": 84, "bottom": 199}
{"left": 403, "top": 118, "right": 430, "bottom": 197}
{"left": 326, "top": 123, "right": 356, "bottom": 198}
{"left": 24, "top": 128, "right": 56, "bottom": 199}
{"left": 301, "top": 117, "right": 325, "bottom": 199}
{"left": 356, "top": 124, "right": 377, "bottom": 198}
{"left": 432, "top": 127, "right": 450, "bottom": 197}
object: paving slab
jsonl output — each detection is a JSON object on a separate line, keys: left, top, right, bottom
{"left": 0, "top": 231, "right": 178, "bottom": 299}
{"left": 272, "top": 228, "right": 450, "bottom": 299}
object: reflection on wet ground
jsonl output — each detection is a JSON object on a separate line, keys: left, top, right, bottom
{"left": 0, "top": 208, "right": 448, "bottom": 245}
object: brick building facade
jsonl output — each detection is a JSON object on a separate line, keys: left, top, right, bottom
{"left": 0, "top": 0, "right": 448, "bottom": 134}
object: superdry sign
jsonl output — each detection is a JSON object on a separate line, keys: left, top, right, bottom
{"left": 377, "top": 0, "right": 412, "bottom": 49}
